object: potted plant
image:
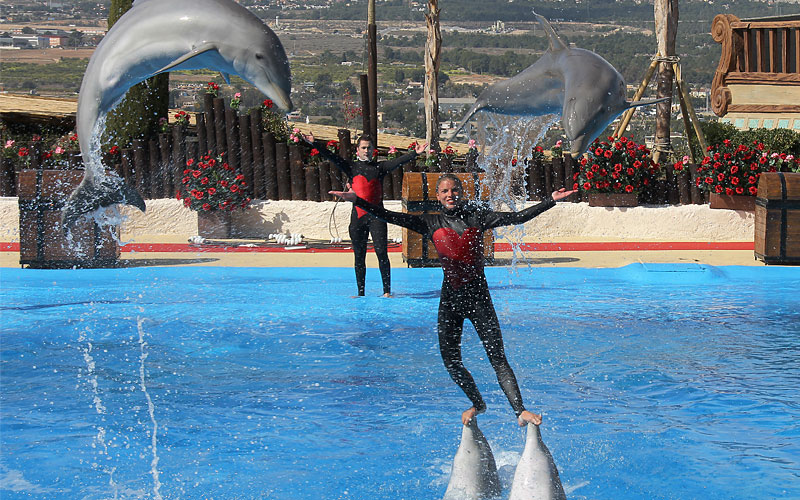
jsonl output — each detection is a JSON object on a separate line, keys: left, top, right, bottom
{"left": 177, "top": 153, "right": 252, "bottom": 238}
{"left": 694, "top": 139, "right": 796, "bottom": 211}
{"left": 576, "top": 136, "right": 657, "bottom": 207}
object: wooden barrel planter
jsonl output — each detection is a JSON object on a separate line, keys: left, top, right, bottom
{"left": 401, "top": 172, "right": 493, "bottom": 268}
{"left": 755, "top": 172, "right": 800, "bottom": 265}
{"left": 17, "top": 169, "right": 120, "bottom": 269}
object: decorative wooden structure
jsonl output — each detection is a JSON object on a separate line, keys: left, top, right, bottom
{"left": 17, "top": 169, "right": 119, "bottom": 268}
{"left": 401, "top": 172, "right": 493, "bottom": 268}
{"left": 711, "top": 14, "right": 800, "bottom": 130}
{"left": 755, "top": 172, "right": 800, "bottom": 264}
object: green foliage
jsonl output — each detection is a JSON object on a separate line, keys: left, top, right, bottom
{"left": 696, "top": 121, "right": 800, "bottom": 158}
{"left": 102, "top": 0, "right": 169, "bottom": 149}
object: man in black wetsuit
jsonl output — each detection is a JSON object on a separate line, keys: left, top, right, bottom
{"left": 331, "top": 174, "right": 575, "bottom": 425}
{"left": 304, "top": 132, "right": 427, "bottom": 297}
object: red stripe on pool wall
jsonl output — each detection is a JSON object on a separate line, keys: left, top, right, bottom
{"left": 493, "top": 241, "right": 755, "bottom": 252}
{"left": 0, "top": 241, "right": 755, "bottom": 253}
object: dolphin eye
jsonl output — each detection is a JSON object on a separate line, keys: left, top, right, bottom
{"left": 255, "top": 53, "right": 264, "bottom": 60}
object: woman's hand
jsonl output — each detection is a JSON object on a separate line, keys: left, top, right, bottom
{"left": 329, "top": 189, "right": 357, "bottom": 202}
{"left": 552, "top": 188, "right": 576, "bottom": 201}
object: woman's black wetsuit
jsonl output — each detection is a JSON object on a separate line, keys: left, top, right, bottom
{"left": 317, "top": 145, "right": 418, "bottom": 296}
{"left": 352, "top": 195, "right": 557, "bottom": 416}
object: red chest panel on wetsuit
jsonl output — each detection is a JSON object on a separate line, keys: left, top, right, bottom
{"left": 352, "top": 175, "right": 382, "bottom": 218}
{"left": 432, "top": 227, "right": 484, "bottom": 288}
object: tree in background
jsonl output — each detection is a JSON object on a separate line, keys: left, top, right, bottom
{"left": 424, "top": 0, "right": 442, "bottom": 151}
{"left": 102, "top": 0, "right": 169, "bottom": 149}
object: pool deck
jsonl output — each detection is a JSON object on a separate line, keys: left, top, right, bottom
{"left": 0, "top": 235, "right": 763, "bottom": 269}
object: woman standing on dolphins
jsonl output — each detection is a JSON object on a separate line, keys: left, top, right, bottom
{"left": 331, "top": 174, "right": 575, "bottom": 426}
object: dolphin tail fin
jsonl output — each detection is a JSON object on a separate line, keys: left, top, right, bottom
{"left": 627, "top": 96, "right": 671, "bottom": 109}
{"left": 444, "top": 102, "right": 482, "bottom": 147}
{"left": 154, "top": 42, "right": 218, "bottom": 74}
{"left": 532, "top": 10, "right": 568, "bottom": 52}
{"left": 62, "top": 175, "right": 146, "bottom": 228}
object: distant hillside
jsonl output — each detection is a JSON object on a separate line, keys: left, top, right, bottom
{"left": 248, "top": 0, "right": 800, "bottom": 24}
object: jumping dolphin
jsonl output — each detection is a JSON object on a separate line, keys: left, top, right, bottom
{"left": 447, "top": 11, "right": 665, "bottom": 157}
{"left": 64, "top": 0, "right": 292, "bottom": 227}
{"left": 508, "top": 424, "right": 566, "bottom": 500}
{"left": 443, "top": 418, "right": 502, "bottom": 500}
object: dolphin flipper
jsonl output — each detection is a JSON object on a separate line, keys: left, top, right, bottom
{"left": 154, "top": 42, "right": 220, "bottom": 74}
{"left": 62, "top": 176, "right": 146, "bottom": 228}
{"left": 220, "top": 72, "right": 231, "bottom": 84}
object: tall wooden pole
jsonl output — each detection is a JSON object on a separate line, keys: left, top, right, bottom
{"left": 424, "top": 0, "right": 442, "bottom": 151}
{"left": 367, "top": 0, "right": 378, "bottom": 146}
{"left": 653, "top": 0, "right": 679, "bottom": 165}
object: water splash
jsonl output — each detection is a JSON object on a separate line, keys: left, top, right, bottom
{"left": 469, "top": 113, "right": 558, "bottom": 268}
{"left": 137, "top": 317, "right": 163, "bottom": 500}
{"left": 77, "top": 326, "right": 119, "bottom": 499}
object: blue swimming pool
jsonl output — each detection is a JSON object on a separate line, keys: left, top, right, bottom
{"left": 1, "top": 264, "right": 799, "bottom": 499}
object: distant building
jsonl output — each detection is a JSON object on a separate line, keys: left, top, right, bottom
{"left": 416, "top": 97, "right": 476, "bottom": 113}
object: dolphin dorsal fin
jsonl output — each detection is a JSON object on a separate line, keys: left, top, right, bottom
{"left": 154, "top": 42, "right": 219, "bottom": 74}
{"left": 220, "top": 72, "right": 231, "bottom": 85}
{"left": 533, "top": 10, "right": 568, "bottom": 52}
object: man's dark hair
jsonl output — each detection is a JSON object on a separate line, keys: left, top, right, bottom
{"left": 357, "top": 134, "right": 374, "bottom": 146}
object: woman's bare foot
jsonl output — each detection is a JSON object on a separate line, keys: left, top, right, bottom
{"left": 461, "top": 407, "right": 478, "bottom": 425}
{"left": 517, "top": 410, "right": 542, "bottom": 426}
{"left": 382, "top": 293, "right": 392, "bottom": 298}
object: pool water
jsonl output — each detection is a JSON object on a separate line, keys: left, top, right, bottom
{"left": 1, "top": 264, "right": 799, "bottom": 499}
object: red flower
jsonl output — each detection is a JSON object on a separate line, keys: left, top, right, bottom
{"left": 263, "top": 99, "right": 274, "bottom": 109}
{"left": 749, "top": 186, "right": 758, "bottom": 195}
{"left": 625, "top": 184, "right": 634, "bottom": 193}
{"left": 202, "top": 203, "right": 211, "bottom": 211}
{"left": 208, "top": 187, "right": 216, "bottom": 195}
{"left": 231, "top": 184, "right": 240, "bottom": 193}
{"left": 192, "top": 170, "right": 201, "bottom": 178}
{"left": 310, "top": 148, "right": 320, "bottom": 157}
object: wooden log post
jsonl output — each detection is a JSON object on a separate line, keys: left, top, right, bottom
{"left": 213, "top": 97, "right": 226, "bottom": 156}
{"left": 171, "top": 125, "right": 187, "bottom": 192}
{"left": 225, "top": 108, "right": 240, "bottom": 174}
{"left": 148, "top": 138, "right": 161, "bottom": 199}
{"left": 263, "top": 132, "right": 278, "bottom": 200}
{"left": 547, "top": 156, "right": 559, "bottom": 194}
{"left": 392, "top": 167, "right": 403, "bottom": 200}
{"left": 275, "top": 141, "right": 291, "bottom": 200}
{"left": 305, "top": 163, "right": 321, "bottom": 202}
{"left": 239, "top": 114, "right": 253, "bottom": 193}
{"left": 121, "top": 148, "right": 134, "bottom": 186}
{"left": 689, "top": 163, "right": 705, "bottom": 204}
{"left": 677, "top": 167, "right": 692, "bottom": 205}
{"left": 159, "top": 133, "right": 172, "bottom": 198}
{"left": 360, "top": 74, "right": 372, "bottom": 140}
{"left": 526, "top": 158, "right": 544, "bottom": 201}
{"left": 331, "top": 129, "right": 351, "bottom": 191}
{"left": 203, "top": 94, "right": 217, "bottom": 156}
{"left": 319, "top": 161, "right": 332, "bottom": 201}
{"left": 132, "top": 140, "right": 149, "bottom": 199}
{"left": 250, "top": 109, "right": 264, "bottom": 199}
{"left": 288, "top": 143, "right": 306, "bottom": 200}
{"left": 383, "top": 171, "right": 395, "bottom": 200}
{"left": 666, "top": 163, "right": 680, "bottom": 205}
{"left": 196, "top": 113, "right": 208, "bottom": 157}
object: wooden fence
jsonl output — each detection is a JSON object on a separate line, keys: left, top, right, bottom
{"left": 0, "top": 92, "right": 708, "bottom": 205}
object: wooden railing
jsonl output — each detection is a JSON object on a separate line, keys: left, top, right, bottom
{"left": 711, "top": 14, "right": 800, "bottom": 116}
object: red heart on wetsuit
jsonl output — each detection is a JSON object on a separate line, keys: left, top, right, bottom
{"left": 352, "top": 176, "right": 382, "bottom": 218}
{"left": 432, "top": 227, "right": 482, "bottom": 264}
